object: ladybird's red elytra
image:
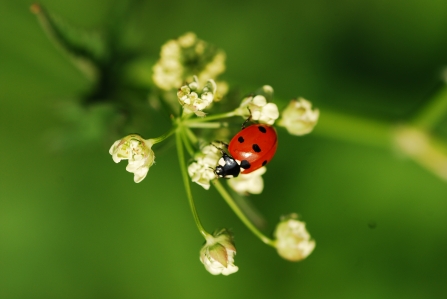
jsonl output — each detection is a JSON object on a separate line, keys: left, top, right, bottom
{"left": 215, "top": 124, "right": 278, "bottom": 178}
{"left": 229, "top": 124, "right": 278, "bottom": 174}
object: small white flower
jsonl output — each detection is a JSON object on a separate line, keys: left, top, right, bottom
{"left": 152, "top": 32, "right": 227, "bottom": 92}
{"left": 188, "top": 145, "right": 220, "bottom": 190}
{"left": 177, "top": 77, "right": 217, "bottom": 117}
{"left": 197, "top": 51, "right": 226, "bottom": 85}
{"left": 200, "top": 229, "right": 238, "bottom": 276}
{"left": 227, "top": 166, "right": 266, "bottom": 195}
{"left": 278, "top": 98, "right": 319, "bottom": 136}
{"left": 177, "top": 32, "right": 197, "bottom": 47}
{"left": 274, "top": 214, "right": 315, "bottom": 262}
{"left": 236, "top": 87, "right": 279, "bottom": 125}
{"left": 109, "top": 134, "right": 155, "bottom": 183}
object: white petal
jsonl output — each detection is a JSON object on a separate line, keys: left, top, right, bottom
{"left": 252, "top": 95, "right": 267, "bottom": 106}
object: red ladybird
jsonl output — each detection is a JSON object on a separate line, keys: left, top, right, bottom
{"left": 215, "top": 124, "right": 278, "bottom": 178}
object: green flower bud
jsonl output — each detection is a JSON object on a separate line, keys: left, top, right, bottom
{"left": 200, "top": 229, "right": 238, "bottom": 275}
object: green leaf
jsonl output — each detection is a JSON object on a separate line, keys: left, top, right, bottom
{"left": 31, "top": 3, "right": 108, "bottom": 81}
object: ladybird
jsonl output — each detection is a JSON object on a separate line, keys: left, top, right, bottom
{"left": 215, "top": 124, "right": 278, "bottom": 178}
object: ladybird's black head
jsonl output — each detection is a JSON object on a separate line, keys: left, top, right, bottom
{"left": 215, "top": 165, "right": 225, "bottom": 178}
{"left": 215, "top": 153, "right": 241, "bottom": 178}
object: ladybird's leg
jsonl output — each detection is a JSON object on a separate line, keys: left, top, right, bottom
{"left": 241, "top": 107, "right": 253, "bottom": 129}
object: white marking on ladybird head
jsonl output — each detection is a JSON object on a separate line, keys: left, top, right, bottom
{"left": 218, "top": 157, "right": 226, "bottom": 166}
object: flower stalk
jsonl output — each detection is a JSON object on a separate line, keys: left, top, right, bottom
{"left": 212, "top": 179, "right": 275, "bottom": 247}
{"left": 176, "top": 129, "right": 210, "bottom": 239}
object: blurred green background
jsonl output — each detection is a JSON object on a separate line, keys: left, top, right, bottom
{"left": 1, "top": 0, "right": 447, "bottom": 298}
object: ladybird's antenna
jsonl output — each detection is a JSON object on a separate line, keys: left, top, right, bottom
{"left": 211, "top": 142, "right": 226, "bottom": 156}
{"left": 212, "top": 140, "right": 228, "bottom": 149}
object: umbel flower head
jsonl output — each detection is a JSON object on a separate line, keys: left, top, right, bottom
{"left": 152, "top": 32, "right": 226, "bottom": 91}
{"left": 236, "top": 86, "right": 279, "bottom": 125}
{"left": 278, "top": 98, "right": 319, "bottom": 136}
{"left": 109, "top": 134, "right": 155, "bottom": 183}
{"left": 227, "top": 166, "right": 266, "bottom": 195}
{"left": 200, "top": 229, "right": 238, "bottom": 276}
{"left": 177, "top": 76, "right": 217, "bottom": 116}
{"left": 274, "top": 214, "right": 315, "bottom": 262}
{"left": 188, "top": 144, "right": 220, "bottom": 190}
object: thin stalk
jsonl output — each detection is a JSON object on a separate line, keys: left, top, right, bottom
{"left": 212, "top": 180, "right": 275, "bottom": 247}
{"left": 184, "top": 127, "right": 199, "bottom": 146}
{"left": 184, "top": 111, "right": 237, "bottom": 124}
{"left": 176, "top": 130, "right": 210, "bottom": 239}
{"left": 187, "top": 122, "right": 228, "bottom": 129}
{"left": 152, "top": 126, "right": 177, "bottom": 144}
{"left": 180, "top": 128, "right": 195, "bottom": 157}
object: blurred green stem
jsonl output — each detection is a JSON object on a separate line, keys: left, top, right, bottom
{"left": 212, "top": 180, "right": 275, "bottom": 247}
{"left": 314, "top": 109, "right": 393, "bottom": 149}
{"left": 314, "top": 106, "right": 447, "bottom": 182}
{"left": 412, "top": 84, "right": 447, "bottom": 131}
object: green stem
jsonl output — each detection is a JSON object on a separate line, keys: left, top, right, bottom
{"left": 187, "top": 122, "right": 228, "bottom": 129}
{"left": 184, "top": 127, "right": 199, "bottom": 146}
{"left": 184, "top": 111, "right": 237, "bottom": 124}
{"left": 395, "top": 125, "right": 447, "bottom": 182}
{"left": 412, "top": 85, "right": 447, "bottom": 131}
{"left": 180, "top": 128, "right": 195, "bottom": 157}
{"left": 176, "top": 130, "right": 210, "bottom": 239}
{"left": 212, "top": 180, "right": 275, "bottom": 247}
{"left": 313, "top": 109, "right": 393, "bottom": 149}
{"left": 152, "top": 127, "right": 177, "bottom": 144}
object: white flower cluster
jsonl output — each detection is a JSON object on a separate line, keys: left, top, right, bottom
{"left": 237, "top": 86, "right": 279, "bottom": 125}
{"left": 188, "top": 145, "right": 221, "bottom": 190}
{"left": 227, "top": 166, "right": 266, "bottom": 195}
{"left": 177, "top": 77, "right": 217, "bottom": 117}
{"left": 278, "top": 98, "right": 319, "bottom": 136}
{"left": 274, "top": 214, "right": 315, "bottom": 262}
{"left": 109, "top": 134, "right": 155, "bottom": 183}
{"left": 200, "top": 229, "right": 238, "bottom": 276}
{"left": 152, "top": 32, "right": 226, "bottom": 92}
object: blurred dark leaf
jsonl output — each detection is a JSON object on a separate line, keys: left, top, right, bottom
{"left": 31, "top": 3, "right": 107, "bottom": 81}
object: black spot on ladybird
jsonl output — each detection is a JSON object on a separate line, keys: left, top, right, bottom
{"left": 252, "top": 144, "right": 261, "bottom": 152}
{"left": 240, "top": 160, "right": 251, "bottom": 169}
{"left": 262, "top": 160, "right": 267, "bottom": 166}
{"left": 238, "top": 136, "right": 244, "bottom": 143}
{"left": 258, "top": 126, "right": 267, "bottom": 133}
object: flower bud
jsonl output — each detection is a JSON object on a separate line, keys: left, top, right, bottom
{"left": 274, "top": 214, "right": 315, "bottom": 262}
{"left": 188, "top": 145, "right": 220, "bottom": 190}
{"left": 237, "top": 87, "right": 279, "bottom": 125}
{"left": 152, "top": 32, "right": 226, "bottom": 91}
{"left": 227, "top": 166, "right": 266, "bottom": 195}
{"left": 109, "top": 134, "right": 155, "bottom": 183}
{"left": 177, "top": 76, "right": 217, "bottom": 116}
{"left": 278, "top": 98, "right": 319, "bottom": 136}
{"left": 200, "top": 229, "right": 239, "bottom": 276}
